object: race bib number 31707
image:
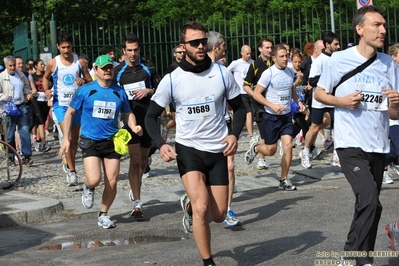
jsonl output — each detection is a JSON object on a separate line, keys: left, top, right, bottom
{"left": 92, "top": 100, "right": 116, "bottom": 119}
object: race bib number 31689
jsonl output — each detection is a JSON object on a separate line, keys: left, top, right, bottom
{"left": 181, "top": 95, "right": 216, "bottom": 120}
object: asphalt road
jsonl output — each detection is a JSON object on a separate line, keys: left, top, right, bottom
{"left": 1, "top": 177, "right": 399, "bottom": 266}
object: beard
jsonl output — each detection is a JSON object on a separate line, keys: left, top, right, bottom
{"left": 185, "top": 49, "right": 205, "bottom": 64}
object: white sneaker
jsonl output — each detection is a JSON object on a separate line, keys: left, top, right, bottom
{"left": 331, "top": 150, "right": 341, "bottom": 167}
{"left": 300, "top": 150, "right": 312, "bottom": 169}
{"left": 383, "top": 170, "right": 394, "bottom": 184}
{"left": 256, "top": 159, "right": 269, "bottom": 170}
{"left": 34, "top": 141, "right": 42, "bottom": 152}
{"left": 331, "top": 157, "right": 341, "bottom": 167}
{"left": 142, "top": 172, "right": 151, "bottom": 178}
{"left": 131, "top": 200, "right": 143, "bottom": 218}
{"left": 67, "top": 171, "right": 79, "bottom": 186}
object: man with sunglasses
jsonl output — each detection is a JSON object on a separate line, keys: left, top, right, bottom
{"left": 145, "top": 21, "right": 246, "bottom": 266}
{"left": 113, "top": 33, "right": 161, "bottom": 220}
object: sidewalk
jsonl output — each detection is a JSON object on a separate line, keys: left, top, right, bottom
{"left": 0, "top": 129, "right": 344, "bottom": 227}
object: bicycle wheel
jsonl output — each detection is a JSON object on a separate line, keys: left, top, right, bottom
{"left": 0, "top": 140, "right": 23, "bottom": 190}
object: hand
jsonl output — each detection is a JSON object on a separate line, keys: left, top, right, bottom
{"left": 298, "top": 101, "right": 306, "bottom": 112}
{"left": 343, "top": 90, "right": 363, "bottom": 110}
{"left": 133, "top": 89, "right": 149, "bottom": 100}
{"left": 221, "top": 135, "right": 237, "bottom": 156}
{"left": 58, "top": 140, "right": 70, "bottom": 158}
{"left": 133, "top": 125, "right": 143, "bottom": 136}
{"left": 159, "top": 144, "right": 177, "bottom": 162}
{"left": 75, "top": 77, "right": 86, "bottom": 86}
{"left": 45, "top": 90, "right": 53, "bottom": 99}
{"left": 383, "top": 89, "right": 399, "bottom": 104}
{"left": 272, "top": 104, "right": 285, "bottom": 114}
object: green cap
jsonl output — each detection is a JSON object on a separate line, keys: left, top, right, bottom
{"left": 95, "top": 55, "right": 113, "bottom": 68}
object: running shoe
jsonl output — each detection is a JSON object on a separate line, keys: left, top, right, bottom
{"left": 62, "top": 163, "right": 68, "bottom": 174}
{"left": 331, "top": 151, "right": 341, "bottom": 167}
{"left": 278, "top": 178, "right": 297, "bottom": 191}
{"left": 142, "top": 172, "right": 151, "bottom": 178}
{"left": 245, "top": 141, "right": 258, "bottom": 165}
{"left": 67, "top": 171, "right": 79, "bottom": 186}
{"left": 82, "top": 183, "right": 94, "bottom": 209}
{"left": 383, "top": 170, "right": 394, "bottom": 184}
{"left": 223, "top": 209, "right": 240, "bottom": 226}
{"left": 311, "top": 147, "right": 322, "bottom": 159}
{"left": 323, "top": 139, "right": 334, "bottom": 150}
{"left": 34, "top": 141, "right": 42, "bottom": 152}
{"left": 299, "top": 150, "right": 312, "bottom": 169}
{"left": 22, "top": 156, "right": 34, "bottom": 167}
{"left": 131, "top": 200, "right": 143, "bottom": 218}
{"left": 256, "top": 159, "right": 269, "bottom": 170}
{"left": 40, "top": 143, "right": 51, "bottom": 152}
{"left": 128, "top": 189, "right": 134, "bottom": 202}
{"left": 180, "top": 193, "right": 193, "bottom": 233}
{"left": 98, "top": 215, "right": 116, "bottom": 229}
{"left": 386, "top": 221, "right": 399, "bottom": 252}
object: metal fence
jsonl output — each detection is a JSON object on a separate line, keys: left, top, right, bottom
{"left": 54, "top": 5, "right": 399, "bottom": 76}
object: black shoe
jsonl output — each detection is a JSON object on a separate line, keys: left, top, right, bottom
{"left": 22, "top": 156, "right": 34, "bottom": 166}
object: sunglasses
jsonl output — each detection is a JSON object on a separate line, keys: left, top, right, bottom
{"left": 184, "top": 38, "right": 208, "bottom": 47}
{"left": 175, "top": 51, "right": 185, "bottom": 54}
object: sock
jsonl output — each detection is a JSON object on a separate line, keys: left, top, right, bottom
{"left": 203, "top": 257, "right": 215, "bottom": 266}
{"left": 99, "top": 212, "right": 107, "bottom": 217}
{"left": 303, "top": 147, "right": 310, "bottom": 155}
{"left": 227, "top": 207, "right": 231, "bottom": 212}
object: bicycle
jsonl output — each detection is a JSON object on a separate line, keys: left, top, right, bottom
{"left": 0, "top": 108, "right": 23, "bottom": 190}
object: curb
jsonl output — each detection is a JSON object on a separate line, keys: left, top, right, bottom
{"left": 0, "top": 191, "right": 64, "bottom": 227}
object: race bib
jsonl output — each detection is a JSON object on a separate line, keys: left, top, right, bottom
{"left": 37, "top": 92, "right": 47, "bottom": 102}
{"left": 58, "top": 88, "right": 75, "bottom": 106}
{"left": 357, "top": 84, "right": 388, "bottom": 111}
{"left": 277, "top": 90, "right": 291, "bottom": 107}
{"left": 92, "top": 100, "right": 116, "bottom": 119}
{"left": 124, "top": 81, "right": 146, "bottom": 100}
{"left": 181, "top": 95, "right": 216, "bottom": 120}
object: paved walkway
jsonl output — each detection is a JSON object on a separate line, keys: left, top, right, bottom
{"left": 0, "top": 129, "right": 345, "bottom": 227}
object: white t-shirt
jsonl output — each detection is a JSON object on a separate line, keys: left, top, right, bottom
{"left": 309, "top": 53, "right": 333, "bottom": 108}
{"left": 227, "top": 58, "right": 253, "bottom": 94}
{"left": 257, "top": 65, "right": 295, "bottom": 115}
{"left": 152, "top": 63, "right": 240, "bottom": 153}
{"left": 318, "top": 46, "right": 399, "bottom": 153}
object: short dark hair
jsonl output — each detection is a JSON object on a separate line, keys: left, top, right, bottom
{"left": 102, "top": 45, "right": 115, "bottom": 55}
{"left": 271, "top": 44, "right": 287, "bottom": 57}
{"left": 57, "top": 32, "right": 73, "bottom": 45}
{"left": 352, "top": 5, "right": 385, "bottom": 36}
{"left": 323, "top": 31, "right": 340, "bottom": 47}
{"left": 180, "top": 21, "right": 206, "bottom": 44}
{"left": 257, "top": 38, "right": 273, "bottom": 49}
{"left": 123, "top": 33, "right": 140, "bottom": 49}
{"left": 26, "top": 58, "right": 34, "bottom": 64}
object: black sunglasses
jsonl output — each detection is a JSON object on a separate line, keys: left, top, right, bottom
{"left": 184, "top": 38, "right": 208, "bottom": 47}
